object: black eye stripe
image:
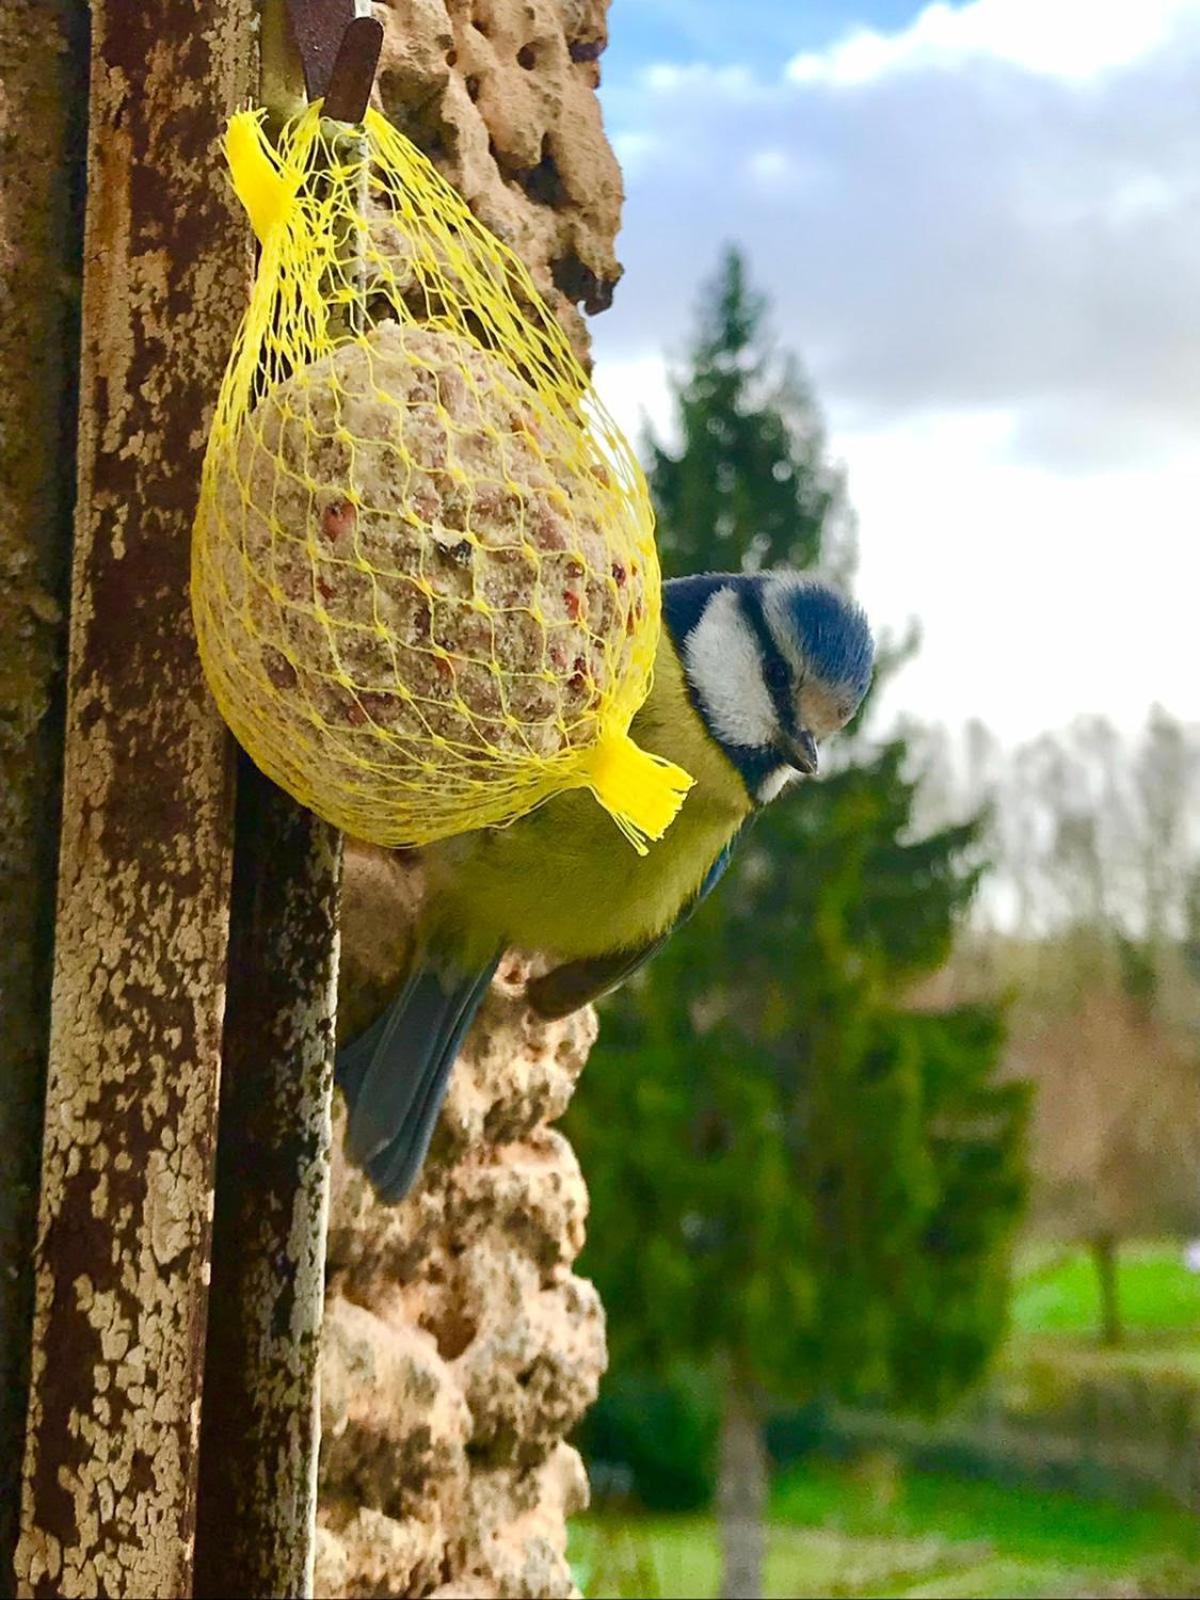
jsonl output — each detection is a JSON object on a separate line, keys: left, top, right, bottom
{"left": 738, "top": 591, "right": 795, "bottom": 733}
{"left": 764, "top": 656, "right": 788, "bottom": 689}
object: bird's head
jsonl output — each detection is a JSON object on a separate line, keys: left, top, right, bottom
{"left": 666, "top": 571, "right": 875, "bottom": 803}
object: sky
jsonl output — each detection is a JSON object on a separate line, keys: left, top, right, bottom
{"left": 588, "top": 0, "right": 1200, "bottom": 743}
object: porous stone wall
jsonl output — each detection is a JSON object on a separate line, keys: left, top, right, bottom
{"left": 320, "top": 848, "right": 606, "bottom": 1597}
{"left": 374, "top": 0, "right": 622, "bottom": 360}
{"left": 317, "top": 3, "right": 622, "bottom": 1592}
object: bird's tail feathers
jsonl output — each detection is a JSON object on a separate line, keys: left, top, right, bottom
{"left": 336, "top": 953, "right": 500, "bottom": 1203}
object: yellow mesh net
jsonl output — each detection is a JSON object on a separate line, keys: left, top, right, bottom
{"left": 191, "top": 104, "right": 693, "bottom": 852}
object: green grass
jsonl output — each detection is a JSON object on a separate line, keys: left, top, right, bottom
{"left": 1011, "top": 1241, "right": 1200, "bottom": 1341}
{"left": 573, "top": 1244, "right": 1200, "bottom": 1597}
{"left": 772, "top": 1459, "right": 1200, "bottom": 1568}
{"left": 571, "top": 1514, "right": 988, "bottom": 1599}
{"left": 572, "top": 1460, "right": 1200, "bottom": 1598}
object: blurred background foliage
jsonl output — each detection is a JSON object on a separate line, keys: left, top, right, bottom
{"left": 564, "top": 252, "right": 1200, "bottom": 1599}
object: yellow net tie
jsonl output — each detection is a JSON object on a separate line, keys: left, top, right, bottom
{"left": 569, "top": 734, "right": 694, "bottom": 856}
{"left": 226, "top": 111, "right": 302, "bottom": 245}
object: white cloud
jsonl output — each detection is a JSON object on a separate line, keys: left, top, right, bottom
{"left": 642, "top": 62, "right": 760, "bottom": 98}
{"left": 743, "top": 146, "right": 825, "bottom": 197}
{"left": 593, "top": 353, "right": 675, "bottom": 452}
{"left": 610, "top": 130, "right": 661, "bottom": 180}
{"left": 1104, "top": 172, "right": 1181, "bottom": 225}
{"left": 746, "top": 147, "right": 791, "bottom": 185}
{"left": 786, "top": 0, "right": 1199, "bottom": 88}
{"left": 839, "top": 411, "right": 1200, "bottom": 740}
{"left": 593, "top": 354, "right": 1200, "bottom": 742}
{"left": 597, "top": 0, "right": 1200, "bottom": 475}
{"left": 593, "top": 3, "right": 1200, "bottom": 733}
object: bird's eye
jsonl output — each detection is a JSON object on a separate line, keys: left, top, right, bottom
{"left": 763, "top": 657, "right": 789, "bottom": 694}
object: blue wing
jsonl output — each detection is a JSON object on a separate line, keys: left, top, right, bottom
{"left": 336, "top": 842, "right": 739, "bottom": 1197}
{"left": 336, "top": 951, "right": 502, "bottom": 1202}
{"left": 524, "top": 840, "right": 738, "bottom": 1020}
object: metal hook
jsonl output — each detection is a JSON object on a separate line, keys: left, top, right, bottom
{"left": 285, "top": 0, "right": 384, "bottom": 124}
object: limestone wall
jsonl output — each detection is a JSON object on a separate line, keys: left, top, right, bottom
{"left": 317, "top": 3, "right": 622, "bottom": 1593}
{"left": 374, "top": 0, "right": 622, "bottom": 359}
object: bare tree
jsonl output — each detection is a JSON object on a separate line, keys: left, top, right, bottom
{"left": 920, "top": 708, "right": 1200, "bottom": 1343}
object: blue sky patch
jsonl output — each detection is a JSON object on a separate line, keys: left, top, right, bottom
{"left": 602, "top": 0, "right": 930, "bottom": 88}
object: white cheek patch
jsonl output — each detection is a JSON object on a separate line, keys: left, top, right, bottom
{"left": 683, "top": 587, "right": 778, "bottom": 750}
{"left": 757, "top": 766, "right": 798, "bottom": 804}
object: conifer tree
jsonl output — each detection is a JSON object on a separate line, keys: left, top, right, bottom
{"left": 569, "top": 249, "right": 1028, "bottom": 1600}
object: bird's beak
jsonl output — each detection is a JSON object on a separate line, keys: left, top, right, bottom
{"left": 781, "top": 728, "right": 819, "bottom": 777}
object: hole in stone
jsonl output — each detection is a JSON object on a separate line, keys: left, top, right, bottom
{"left": 552, "top": 251, "right": 617, "bottom": 314}
{"left": 376, "top": 90, "right": 460, "bottom": 172}
{"left": 421, "top": 126, "right": 454, "bottom": 169}
{"left": 466, "top": 75, "right": 482, "bottom": 102}
{"left": 473, "top": 15, "right": 490, "bottom": 37}
{"left": 517, "top": 43, "right": 537, "bottom": 69}
{"left": 377, "top": 67, "right": 403, "bottom": 109}
{"left": 429, "top": 1309, "right": 478, "bottom": 1361}
{"left": 517, "top": 135, "right": 569, "bottom": 208}
{"left": 446, "top": 47, "right": 457, "bottom": 66}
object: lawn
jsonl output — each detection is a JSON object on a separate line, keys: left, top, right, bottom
{"left": 1006, "top": 1239, "right": 1200, "bottom": 1384}
{"left": 571, "top": 1459, "right": 1200, "bottom": 1598}
{"left": 1011, "top": 1241, "right": 1200, "bottom": 1343}
{"left": 572, "top": 1242, "right": 1200, "bottom": 1599}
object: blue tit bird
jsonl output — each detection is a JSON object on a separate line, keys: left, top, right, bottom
{"left": 337, "top": 570, "right": 875, "bottom": 1201}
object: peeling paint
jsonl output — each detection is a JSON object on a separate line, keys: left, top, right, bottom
{"left": 0, "top": 5, "right": 85, "bottom": 1592}
{"left": 194, "top": 765, "right": 342, "bottom": 1600}
{"left": 13, "top": 4, "right": 256, "bottom": 1598}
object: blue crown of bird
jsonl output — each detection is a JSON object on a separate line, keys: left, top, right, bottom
{"left": 338, "top": 569, "right": 875, "bottom": 1202}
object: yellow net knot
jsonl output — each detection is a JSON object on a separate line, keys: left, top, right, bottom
{"left": 572, "top": 733, "right": 695, "bottom": 857}
{"left": 225, "top": 111, "right": 304, "bottom": 245}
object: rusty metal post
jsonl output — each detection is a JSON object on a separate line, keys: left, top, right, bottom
{"left": 193, "top": 766, "right": 341, "bottom": 1600}
{"left": 0, "top": 9, "right": 87, "bottom": 1596}
{"left": 13, "top": 4, "right": 256, "bottom": 1597}
{"left": 192, "top": 4, "right": 344, "bottom": 1594}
